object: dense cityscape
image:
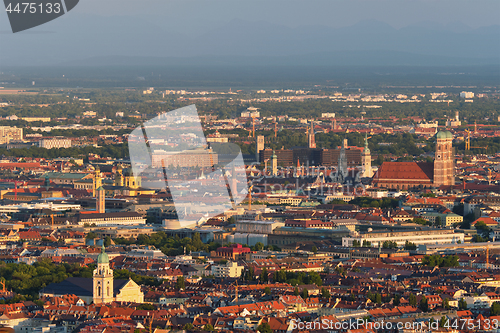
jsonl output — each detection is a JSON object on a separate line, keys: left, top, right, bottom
{"left": 0, "top": 83, "right": 497, "bottom": 333}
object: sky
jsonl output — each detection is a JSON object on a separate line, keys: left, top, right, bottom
{"left": 71, "top": 0, "right": 499, "bottom": 29}
{"left": 0, "top": 0, "right": 498, "bottom": 66}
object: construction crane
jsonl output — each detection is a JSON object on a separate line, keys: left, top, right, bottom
{"left": 0, "top": 179, "right": 25, "bottom": 201}
{"left": 230, "top": 280, "right": 239, "bottom": 305}
{"left": 486, "top": 245, "right": 491, "bottom": 270}
{"left": 263, "top": 159, "right": 269, "bottom": 175}
{"left": 252, "top": 116, "right": 256, "bottom": 138}
{"left": 247, "top": 185, "right": 254, "bottom": 211}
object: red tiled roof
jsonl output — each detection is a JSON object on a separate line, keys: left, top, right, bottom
{"left": 374, "top": 162, "right": 434, "bottom": 181}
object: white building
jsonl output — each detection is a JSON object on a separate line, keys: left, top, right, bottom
{"left": 211, "top": 261, "right": 244, "bottom": 278}
{"left": 460, "top": 91, "right": 474, "bottom": 99}
{"left": 342, "top": 229, "right": 464, "bottom": 247}
{"left": 39, "top": 138, "right": 72, "bottom": 149}
{"left": 234, "top": 220, "right": 284, "bottom": 234}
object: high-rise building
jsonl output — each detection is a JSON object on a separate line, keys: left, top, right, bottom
{"left": 308, "top": 122, "right": 316, "bottom": 149}
{"left": 256, "top": 135, "right": 265, "bottom": 162}
{"left": 96, "top": 186, "right": 105, "bottom": 213}
{"left": 433, "top": 131, "right": 455, "bottom": 187}
{"left": 0, "top": 126, "right": 23, "bottom": 144}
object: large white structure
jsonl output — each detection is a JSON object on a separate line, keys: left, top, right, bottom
{"left": 39, "top": 138, "right": 72, "bottom": 149}
{"left": 342, "top": 229, "right": 464, "bottom": 247}
{"left": 0, "top": 203, "right": 81, "bottom": 213}
{"left": 235, "top": 220, "right": 285, "bottom": 234}
{"left": 460, "top": 91, "right": 474, "bottom": 99}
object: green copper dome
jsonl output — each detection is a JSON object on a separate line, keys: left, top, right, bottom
{"left": 436, "top": 131, "right": 452, "bottom": 139}
{"left": 97, "top": 244, "right": 109, "bottom": 264}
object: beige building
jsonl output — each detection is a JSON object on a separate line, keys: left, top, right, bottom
{"left": 21, "top": 117, "right": 51, "bottom": 122}
{"left": 211, "top": 261, "right": 244, "bottom": 278}
{"left": 421, "top": 212, "right": 463, "bottom": 226}
{"left": 151, "top": 148, "right": 218, "bottom": 168}
{"left": 0, "top": 126, "right": 23, "bottom": 144}
{"left": 39, "top": 138, "right": 72, "bottom": 149}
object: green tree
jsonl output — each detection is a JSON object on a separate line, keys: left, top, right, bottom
{"left": 257, "top": 322, "right": 273, "bottom": 333}
{"left": 393, "top": 294, "right": 401, "bottom": 306}
{"left": 420, "top": 295, "right": 429, "bottom": 312}
{"left": 404, "top": 240, "right": 417, "bottom": 251}
{"left": 253, "top": 242, "right": 264, "bottom": 251}
{"left": 175, "top": 276, "right": 185, "bottom": 290}
{"left": 85, "top": 232, "right": 97, "bottom": 240}
{"left": 442, "top": 297, "right": 450, "bottom": 310}
{"left": 458, "top": 298, "right": 468, "bottom": 310}
{"left": 260, "top": 267, "right": 268, "bottom": 283}
{"left": 352, "top": 240, "right": 360, "bottom": 247}
{"left": 321, "top": 287, "right": 331, "bottom": 299}
{"left": 301, "top": 288, "right": 309, "bottom": 299}
{"left": 294, "top": 287, "right": 300, "bottom": 296}
{"left": 264, "top": 287, "right": 271, "bottom": 295}
{"left": 409, "top": 293, "right": 417, "bottom": 306}
{"left": 183, "top": 323, "right": 194, "bottom": 330}
{"left": 137, "top": 304, "right": 155, "bottom": 310}
{"left": 375, "top": 293, "right": 382, "bottom": 305}
{"left": 104, "top": 236, "right": 112, "bottom": 247}
{"left": 203, "top": 324, "right": 215, "bottom": 331}
{"left": 439, "top": 316, "right": 447, "bottom": 328}
{"left": 311, "top": 246, "right": 318, "bottom": 254}
{"left": 491, "top": 302, "right": 500, "bottom": 316}
{"left": 435, "top": 216, "right": 442, "bottom": 226}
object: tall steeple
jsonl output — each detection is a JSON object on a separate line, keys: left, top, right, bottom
{"left": 308, "top": 122, "right": 316, "bottom": 148}
{"left": 93, "top": 245, "right": 114, "bottom": 304}
{"left": 92, "top": 166, "right": 102, "bottom": 197}
{"left": 361, "top": 133, "right": 372, "bottom": 178}
{"left": 271, "top": 150, "right": 278, "bottom": 176}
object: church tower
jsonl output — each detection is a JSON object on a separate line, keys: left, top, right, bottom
{"left": 308, "top": 122, "right": 316, "bottom": 148}
{"left": 124, "top": 168, "right": 141, "bottom": 189}
{"left": 93, "top": 245, "right": 114, "bottom": 304}
{"left": 433, "top": 131, "right": 455, "bottom": 187}
{"left": 361, "top": 133, "right": 372, "bottom": 178}
{"left": 92, "top": 166, "right": 102, "bottom": 197}
{"left": 114, "top": 165, "right": 124, "bottom": 187}
{"left": 271, "top": 150, "right": 278, "bottom": 176}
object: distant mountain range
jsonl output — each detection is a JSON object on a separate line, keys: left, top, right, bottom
{"left": 0, "top": 15, "right": 498, "bottom": 67}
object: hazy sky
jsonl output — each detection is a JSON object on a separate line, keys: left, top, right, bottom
{"left": 73, "top": 0, "right": 499, "bottom": 29}
{"left": 0, "top": 0, "right": 498, "bottom": 66}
